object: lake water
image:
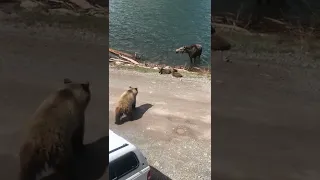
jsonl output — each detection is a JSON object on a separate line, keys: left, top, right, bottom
{"left": 109, "top": 0, "right": 211, "bottom": 67}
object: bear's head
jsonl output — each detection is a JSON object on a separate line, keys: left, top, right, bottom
{"left": 63, "top": 78, "right": 91, "bottom": 109}
{"left": 128, "top": 86, "right": 138, "bottom": 96}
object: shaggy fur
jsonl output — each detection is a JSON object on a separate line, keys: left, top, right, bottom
{"left": 19, "top": 78, "right": 91, "bottom": 180}
{"left": 159, "top": 67, "right": 178, "bottom": 74}
{"left": 159, "top": 67, "right": 172, "bottom": 74}
{"left": 115, "top": 86, "right": 138, "bottom": 124}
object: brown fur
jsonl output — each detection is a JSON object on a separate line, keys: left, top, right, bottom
{"left": 115, "top": 86, "right": 138, "bottom": 124}
{"left": 172, "top": 71, "right": 183, "bottom": 78}
{"left": 159, "top": 67, "right": 172, "bottom": 74}
{"left": 19, "top": 78, "right": 91, "bottom": 180}
{"left": 159, "top": 67, "right": 178, "bottom": 74}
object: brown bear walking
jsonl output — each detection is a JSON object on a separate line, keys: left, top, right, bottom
{"left": 19, "top": 78, "right": 91, "bottom": 180}
{"left": 115, "top": 86, "right": 138, "bottom": 124}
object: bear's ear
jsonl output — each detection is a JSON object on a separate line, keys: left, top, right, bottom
{"left": 81, "top": 81, "right": 90, "bottom": 91}
{"left": 64, "top": 78, "right": 72, "bottom": 84}
{"left": 135, "top": 88, "right": 138, "bottom": 91}
{"left": 129, "top": 86, "right": 132, "bottom": 89}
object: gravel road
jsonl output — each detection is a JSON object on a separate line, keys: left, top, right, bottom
{"left": 109, "top": 67, "right": 211, "bottom": 180}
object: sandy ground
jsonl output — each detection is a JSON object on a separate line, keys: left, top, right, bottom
{"left": 0, "top": 21, "right": 109, "bottom": 179}
{"left": 109, "top": 68, "right": 211, "bottom": 180}
{"left": 211, "top": 50, "right": 320, "bottom": 180}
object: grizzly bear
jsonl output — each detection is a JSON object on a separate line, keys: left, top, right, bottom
{"left": 172, "top": 71, "right": 183, "bottom": 78}
{"left": 19, "top": 78, "right": 91, "bottom": 180}
{"left": 115, "top": 86, "right": 138, "bottom": 124}
{"left": 159, "top": 67, "right": 178, "bottom": 74}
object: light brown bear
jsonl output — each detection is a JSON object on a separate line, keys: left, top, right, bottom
{"left": 115, "top": 86, "right": 138, "bottom": 124}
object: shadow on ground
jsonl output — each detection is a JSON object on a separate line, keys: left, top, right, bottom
{"left": 150, "top": 166, "right": 172, "bottom": 180}
{"left": 41, "top": 136, "right": 109, "bottom": 180}
{"left": 133, "top": 103, "right": 153, "bottom": 121}
{"left": 116, "top": 103, "right": 153, "bottom": 125}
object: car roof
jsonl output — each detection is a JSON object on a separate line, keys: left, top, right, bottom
{"left": 109, "top": 129, "right": 137, "bottom": 162}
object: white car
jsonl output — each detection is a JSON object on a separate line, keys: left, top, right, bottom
{"left": 109, "top": 129, "right": 151, "bottom": 180}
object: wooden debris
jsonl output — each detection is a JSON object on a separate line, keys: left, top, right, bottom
{"left": 109, "top": 48, "right": 134, "bottom": 59}
{"left": 119, "top": 55, "right": 139, "bottom": 65}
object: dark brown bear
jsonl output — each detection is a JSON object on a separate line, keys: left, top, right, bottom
{"left": 172, "top": 70, "right": 183, "bottom": 78}
{"left": 19, "top": 78, "right": 91, "bottom": 180}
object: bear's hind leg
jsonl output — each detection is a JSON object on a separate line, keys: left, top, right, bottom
{"left": 127, "top": 111, "right": 134, "bottom": 121}
{"left": 115, "top": 109, "right": 123, "bottom": 125}
{"left": 19, "top": 142, "right": 44, "bottom": 180}
{"left": 71, "top": 124, "right": 85, "bottom": 153}
{"left": 53, "top": 148, "right": 75, "bottom": 180}
{"left": 132, "top": 100, "right": 136, "bottom": 110}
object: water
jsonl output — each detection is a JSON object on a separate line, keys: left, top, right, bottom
{"left": 109, "top": 0, "right": 211, "bottom": 67}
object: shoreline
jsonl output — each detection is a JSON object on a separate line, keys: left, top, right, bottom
{"left": 109, "top": 63, "right": 211, "bottom": 80}
{"left": 109, "top": 48, "right": 211, "bottom": 76}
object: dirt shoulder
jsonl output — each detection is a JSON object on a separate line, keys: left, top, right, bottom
{"left": 109, "top": 66, "right": 211, "bottom": 180}
{"left": 212, "top": 30, "right": 320, "bottom": 179}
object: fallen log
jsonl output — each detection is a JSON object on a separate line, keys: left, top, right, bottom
{"left": 109, "top": 48, "right": 134, "bottom": 58}
{"left": 119, "top": 55, "right": 139, "bottom": 65}
{"left": 109, "top": 58, "right": 132, "bottom": 63}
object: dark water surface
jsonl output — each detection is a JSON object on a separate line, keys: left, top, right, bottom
{"left": 110, "top": 0, "right": 211, "bottom": 67}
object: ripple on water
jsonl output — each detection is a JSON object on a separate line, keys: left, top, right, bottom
{"left": 109, "top": 0, "right": 211, "bottom": 67}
